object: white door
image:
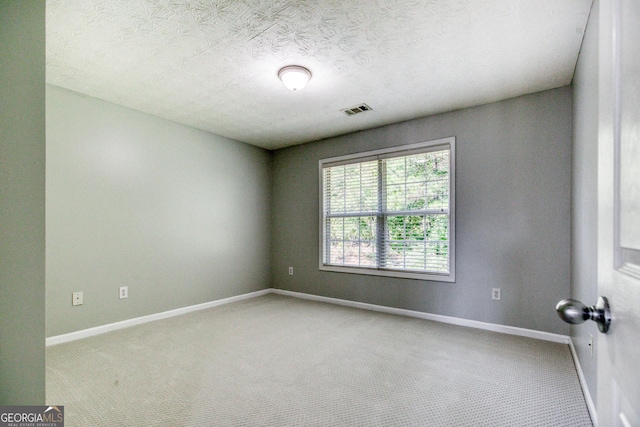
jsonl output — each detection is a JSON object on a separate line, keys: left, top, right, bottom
{"left": 596, "top": 0, "right": 640, "bottom": 425}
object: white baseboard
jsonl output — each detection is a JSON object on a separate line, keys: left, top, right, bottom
{"left": 46, "top": 289, "right": 271, "bottom": 347}
{"left": 569, "top": 337, "right": 598, "bottom": 425}
{"left": 271, "top": 288, "right": 570, "bottom": 344}
{"left": 47, "top": 287, "right": 570, "bottom": 347}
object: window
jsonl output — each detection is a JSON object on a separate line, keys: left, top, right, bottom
{"left": 319, "top": 137, "right": 455, "bottom": 281}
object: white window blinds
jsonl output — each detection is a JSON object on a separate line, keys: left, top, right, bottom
{"left": 320, "top": 138, "right": 455, "bottom": 281}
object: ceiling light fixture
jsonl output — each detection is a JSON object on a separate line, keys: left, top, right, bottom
{"left": 278, "top": 65, "right": 312, "bottom": 91}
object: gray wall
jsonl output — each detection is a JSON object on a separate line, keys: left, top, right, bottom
{"left": 0, "top": 1, "right": 46, "bottom": 404}
{"left": 272, "top": 87, "right": 572, "bottom": 335}
{"left": 571, "top": 0, "right": 599, "bottom": 405}
{"left": 46, "top": 86, "right": 272, "bottom": 337}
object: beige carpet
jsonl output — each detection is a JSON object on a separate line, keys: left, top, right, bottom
{"left": 46, "top": 293, "right": 592, "bottom": 426}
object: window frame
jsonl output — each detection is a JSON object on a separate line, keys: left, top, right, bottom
{"left": 318, "top": 137, "right": 455, "bottom": 282}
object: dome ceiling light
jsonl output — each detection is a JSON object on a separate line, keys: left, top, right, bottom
{"left": 278, "top": 65, "right": 312, "bottom": 91}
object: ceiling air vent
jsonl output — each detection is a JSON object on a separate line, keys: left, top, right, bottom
{"left": 341, "top": 103, "right": 372, "bottom": 116}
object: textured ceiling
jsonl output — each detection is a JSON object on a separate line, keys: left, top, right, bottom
{"left": 46, "top": 0, "right": 592, "bottom": 150}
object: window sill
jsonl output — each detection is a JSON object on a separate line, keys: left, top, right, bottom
{"left": 319, "top": 264, "right": 455, "bottom": 282}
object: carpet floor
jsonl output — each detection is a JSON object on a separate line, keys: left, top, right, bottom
{"left": 46, "top": 293, "right": 592, "bottom": 426}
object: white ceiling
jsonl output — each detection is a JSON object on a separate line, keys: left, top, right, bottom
{"left": 46, "top": 0, "right": 592, "bottom": 150}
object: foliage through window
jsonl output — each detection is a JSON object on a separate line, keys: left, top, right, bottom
{"left": 319, "top": 138, "right": 455, "bottom": 281}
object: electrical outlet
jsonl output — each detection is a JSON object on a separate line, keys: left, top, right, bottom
{"left": 72, "top": 291, "right": 83, "bottom": 306}
{"left": 492, "top": 288, "right": 501, "bottom": 301}
{"left": 288, "top": 267, "right": 293, "bottom": 275}
{"left": 119, "top": 286, "right": 128, "bottom": 299}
